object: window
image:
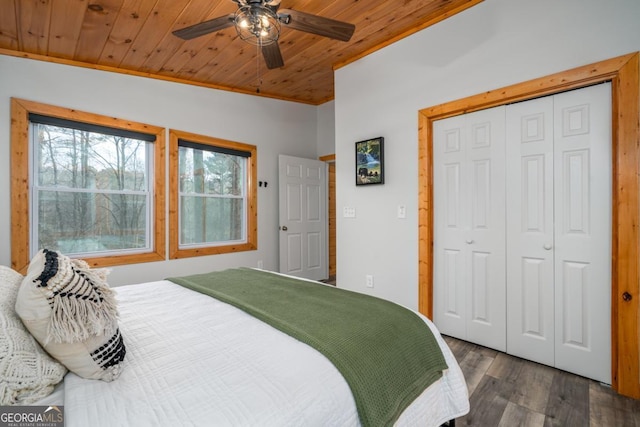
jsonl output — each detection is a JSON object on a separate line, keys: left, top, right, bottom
{"left": 10, "top": 99, "right": 165, "bottom": 271}
{"left": 169, "top": 130, "right": 257, "bottom": 259}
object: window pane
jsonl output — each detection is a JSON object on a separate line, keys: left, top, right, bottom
{"left": 170, "top": 130, "right": 256, "bottom": 259}
{"left": 180, "top": 196, "right": 244, "bottom": 245}
{"left": 179, "top": 146, "right": 245, "bottom": 196}
{"left": 37, "top": 190, "right": 148, "bottom": 255}
{"left": 36, "top": 123, "right": 148, "bottom": 191}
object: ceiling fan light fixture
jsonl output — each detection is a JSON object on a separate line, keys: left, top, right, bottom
{"left": 172, "top": 0, "right": 355, "bottom": 72}
{"left": 234, "top": 5, "right": 280, "bottom": 46}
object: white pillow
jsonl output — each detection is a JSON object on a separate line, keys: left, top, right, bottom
{"left": 0, "top": 265, "right": 66, "bottom": 405}
{"left": 15, "top": 249, "right": 126, "bottom": 381}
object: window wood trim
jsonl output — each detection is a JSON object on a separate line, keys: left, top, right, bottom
{"left": 168, "top": 129, "right": 257, "bottom": 259}
{"left": 417, "top": 52, "right": 640, "bottom": 399}
{"left": 10, "top": 98, "right": 166, "bottom": 272}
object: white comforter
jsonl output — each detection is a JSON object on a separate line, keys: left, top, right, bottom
{"left": 63, "top": 279, "right": 469, "bottom": 426}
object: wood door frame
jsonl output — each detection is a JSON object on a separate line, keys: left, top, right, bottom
{"left": 319, "top": 154, "right": 337, "bottom": 279}
{"left": 418, "top": 52, "right": 640, "bottom": 398}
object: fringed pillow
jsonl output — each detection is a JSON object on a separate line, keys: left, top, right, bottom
{"left": 15, "top": 249, "right": 126, "bottom": 381}
{"left": 0, "top": 265, "right": 66, "bottom": 405}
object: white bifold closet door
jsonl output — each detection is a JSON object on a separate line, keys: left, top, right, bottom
{"left": 433, "top": 83, "right": 611, "bottom": 384}
{"left": 506, "top": 83, "right": 612, "bottom": 384}
{"left": 433, "top": 106, "right": 507, "bottom": 352}
{"left": 504, "top": 95, "right": 556, "bottom": 367}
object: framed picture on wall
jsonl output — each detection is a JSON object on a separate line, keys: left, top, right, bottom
{"left": 355, "top": 137, "right": 384, "bottom": 185}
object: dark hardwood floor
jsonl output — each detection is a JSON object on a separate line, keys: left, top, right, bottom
{"left": 444, "top": 336, "right": 640, "bottom": 426}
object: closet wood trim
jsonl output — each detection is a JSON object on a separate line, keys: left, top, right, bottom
{"left": 418, "top": 52, "right": 640, "bottom": 399}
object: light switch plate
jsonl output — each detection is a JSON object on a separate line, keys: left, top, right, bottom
{"left": 343, "top": 206, "right": 356, "bottom": 218}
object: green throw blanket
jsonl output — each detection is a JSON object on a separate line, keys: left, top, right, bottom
{"left": 167, "top": 268, "right": 447, "bottom": 427}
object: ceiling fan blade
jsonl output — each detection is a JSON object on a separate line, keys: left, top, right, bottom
{"left": 278, "top": 9, "right": 355, "bottom": 42}
{"left": 262, "top": 43, "right": 284, "bottom": 69}
{"left": 173, "top": 14, "right": 235, "bottom": 40}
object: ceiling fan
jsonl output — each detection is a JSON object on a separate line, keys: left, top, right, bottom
{"left": 172, "top": 0, "right": 356, "bottom": 69}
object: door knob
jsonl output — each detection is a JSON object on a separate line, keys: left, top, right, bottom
{"left": 543, "top": 244, "right": 553, "bottom": 250}
{"left": 281, "top": 226, "right": 288, "bottom": 231}
{"left": 465, "top": 239, "right": 474, "bottom": 244}
{"left": 622, "top": 292, "right": 632, "bottom": 302}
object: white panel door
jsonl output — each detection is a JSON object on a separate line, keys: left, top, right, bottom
{"left": 278, "top": 155, "right": 328, "bottom": 281}
{"left": 434, "top": 106, "right": 507, "bottom": 351}
{"left": 552, "top": 83, "right": 611, "bottom": 384}
{"left": 434, "top": 114, "right": 468, "bottom": 339}
{"left": 506, "top": 96, "right": 556, "bottom": 366}
{"left": 434, "top": 85, "right": 611, "bottom": 383}
{"left": 465, "top": 107, "right": 507, "bottom": 351}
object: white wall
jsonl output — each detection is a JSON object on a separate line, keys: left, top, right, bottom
{"left": 334, "top": 0, "right": 640, "bottom": 310}
{"left": 316, "top": 100, "right": 336, "bottom": 158}
{"left": 0, "top": 55, "right": 318, "bottom": 286}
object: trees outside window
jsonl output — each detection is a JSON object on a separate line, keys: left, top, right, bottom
{"left": 9, "top": 100, "right": 255, "bottom": 270}
{"left": 34, "top": 122, "right": 150, "bottom": 256}
{"left": 10, "top": 99, "right": 165, "bottom": 272}
{"left": 169, "top": 130, "right": 257, "bottom": 259}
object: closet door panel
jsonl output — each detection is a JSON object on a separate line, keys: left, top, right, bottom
{"left": 433, "top": 116, "right": 468, "bottom": 339}
{"left": 465, "top": 107, "right": 506, "bottom": 352}
{"left": 506, "top": 97, "right": 555, "bottom": 366}
{"left": 433, "top": 107, "right": 506, "bottom": 351}
{"left": 553, "top": 83, "right": 612, "bottom": 384}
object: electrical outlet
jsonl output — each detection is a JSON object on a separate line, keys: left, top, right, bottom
{"left": 257, "top": 260, "right": 264, "bottom": 269}
{"left": 397, "top": 205, "right": 406, "bottom": 219}
{"left": 365, "top": 275, "right": 374, "bottom": 288}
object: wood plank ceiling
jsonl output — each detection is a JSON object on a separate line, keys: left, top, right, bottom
{"left": 0, "top": 0, "right": 482, "bottom": 104}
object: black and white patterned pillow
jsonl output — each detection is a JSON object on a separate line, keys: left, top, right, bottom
{"left": 15, "top": 249, "right": 126, "bottom": 381}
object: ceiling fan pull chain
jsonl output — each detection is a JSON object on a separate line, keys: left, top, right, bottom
{"left": 256, "top": 42, "right": 262, "bottom": 93}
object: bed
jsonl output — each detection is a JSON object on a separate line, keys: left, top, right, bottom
{"left": 28, "top": 267, "right": 469, "bottom": 426}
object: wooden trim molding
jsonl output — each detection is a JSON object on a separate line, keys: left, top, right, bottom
{"left": 320, "top": 154, "right": 337, "bottom": 278}
{"left": 168, "top": 129, "right": 257, "bottom": 260}
{"left": 319, "top": 154, "right": 336, "bottom": 162}
{"left": 10, "top": 98, "right": 166, "bottom": 271}
{"left": 0, "top": 48, "right": 317, "bottom": 106}
{"left": 418, "top": 52, "right": 640, "bottom": 399}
